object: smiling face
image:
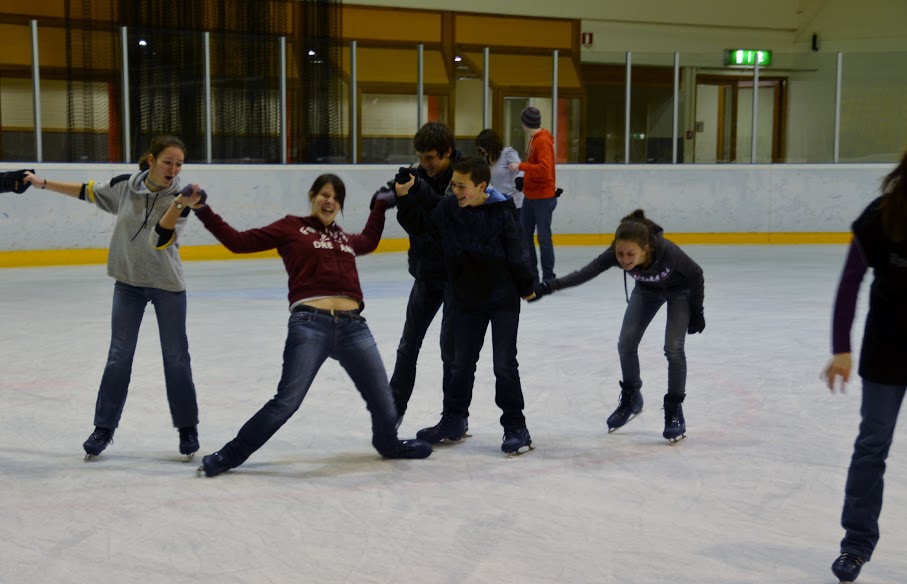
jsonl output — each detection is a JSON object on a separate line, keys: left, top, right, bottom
{"left": 146, "top": 146, "right": 185, "bottom": 188}
{"left": 450, "top": 170, "right": 487, "bottom": 208}
{"left": 310, "top": 182, "right": 341, "bottom": 226}
{"left": 417, "top": 148, "right": 452, "bottom": 178}
{"left": 614, "top": 239, "right": 651, "bottom": 271}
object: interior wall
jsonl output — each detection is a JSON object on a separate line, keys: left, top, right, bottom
{"left": 0, "top": 163, "right": 888, "bottom": 255}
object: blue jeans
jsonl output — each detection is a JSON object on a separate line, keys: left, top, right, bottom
{"left": 444, "top": 306, "right": 526, "bottom": 430}
{"left": 840, "top": 380, "right": 906, "bottom": 560}
{"left": 617, "top": 285, "right": 690, "bottom": 395}
{"left": 219, "top": 309, "right": 399, "bottom": 467}
{"left": 390, "top": 278, "right": 454, "bottom": 416}
{"left": 520, "top": 197, "right": 558, "bottom": 283}
{"left": 94, "top": 281, "right": 198, "bottom": 429}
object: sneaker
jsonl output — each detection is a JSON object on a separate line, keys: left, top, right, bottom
{"left": 607, "top": 382, "right": 644, "bottom": 432}
{"left": 831, "top": 552, "right": 865, "bottom": 583}
{"left": 198, "top": 451, "right": 232, "bottom": 477}
{"left": 663, "top": 394, "right": 686, "bottom": 442}
{"left": 384, "top": 439, "right": 433, "bottom": 459}
{"left": 416, "top": 413, "right": 468, "bottom": 444}
{"left": 178, "top": 426, "right": 200, "bottom": 457}
{"left": 501, "top": 427, "right": 533, "bottom": 455}
{"left": 83, "top": 427, "right": 114, "bottom": 459}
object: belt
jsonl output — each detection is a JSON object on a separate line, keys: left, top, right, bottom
{"left": 292, "top": 304, "right": 364, "bottom": 321}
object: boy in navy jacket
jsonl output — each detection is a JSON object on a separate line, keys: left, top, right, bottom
{"left": 395, "top": 155, "right": 536, "bottom": 455}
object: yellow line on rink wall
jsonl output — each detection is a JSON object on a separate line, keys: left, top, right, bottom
{"left": 0, "top": 233, "right": 851, "bottom": 268}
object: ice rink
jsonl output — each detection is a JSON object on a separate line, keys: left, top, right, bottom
{"left": 2, "top": 245, "right": 905, "bottom": 583}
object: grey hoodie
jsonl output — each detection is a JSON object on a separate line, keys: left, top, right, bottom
{"left": 85, "top": 170, "right": 188, "bottom": 292}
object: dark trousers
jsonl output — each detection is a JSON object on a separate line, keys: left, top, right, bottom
{"left": 444, "top": 305, "right": 526, "bottom": 430}
{"left": 520, "top": 197, "right": 558, "bottom": 283}
{"left": 219, "top": 309, "right": 399, "bottom": 467}
{"left": 617, "top": 285, "right": 690, "bottom": 395}
{"left": 94, "top": 281, "right": 198, "bottom": 429}
{"left": 840, "top": 380, "right": 906, "bottom": 560}
{"left": 390, "top": 278, "right": 454, "bottom": 416}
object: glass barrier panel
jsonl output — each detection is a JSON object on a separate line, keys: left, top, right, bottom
{"left": 629, "top": 52, "right": 679, "bottom": 164}
{"left": 839, "top": 51, "right": 907, "bottom": 163}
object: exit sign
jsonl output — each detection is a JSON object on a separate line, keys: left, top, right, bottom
{"left": 725, "top": 49, "right": 772, "bottom": 67}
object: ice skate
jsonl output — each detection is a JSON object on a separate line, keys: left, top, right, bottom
{"left": 607, "top": 382, "right": 644, "bottom": 433}
{"left": 178, "top": 426, "right": 199, "bottom": 461}
{"left": 663, "top": 393, "right": 686, "bottom": 444}
{"left": 501, "top": 427, "right": 533, "bottom": 456}
{"left": 831, "top": 552, "right": 865, "bottom": 583}
{"left": 383, "top": 439, "right": 433, "bottom": 459}
{"left": 197, "top": 451, "right": 232, "bottom": 478}
{"left": 83, "top": 427, "right": 114, "bottom": 461}
{"left": 416, "top": 413, "right": 469, "bottom": 444}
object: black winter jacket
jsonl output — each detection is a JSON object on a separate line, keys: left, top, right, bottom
{"left": 397, "top": 187, "right": 535, "bottom": 311}
{"left": 395, "top": 151, "right": 462, "bottom": 281}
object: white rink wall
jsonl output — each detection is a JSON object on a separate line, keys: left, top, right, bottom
{"left": 0, "top": 163, "right": 891, "bottom": 251}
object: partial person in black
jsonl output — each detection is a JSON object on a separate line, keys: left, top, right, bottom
{"left": 823, "top": 150, "right": 907, "bottom": 584}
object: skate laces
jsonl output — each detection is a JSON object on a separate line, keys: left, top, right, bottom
{"left": 837, "top": 553, "right": 864, "bottom": 568}
{"left": 89, "top": 429, "right": 112, "bottom": 444}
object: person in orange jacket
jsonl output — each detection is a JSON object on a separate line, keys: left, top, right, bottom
{"left": 508, "top": 106, "right": 557, "bottom": 284}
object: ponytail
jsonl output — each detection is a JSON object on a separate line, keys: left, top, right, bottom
{"left": 614, "top": 209, "right": 657, "bottom": 249}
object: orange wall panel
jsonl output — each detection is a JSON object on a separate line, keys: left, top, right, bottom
{"left": 342, "top": 6, "right": 441, "bottom": 43}
{"left": 455, "top": 15, "right": 572, "bottom": 50}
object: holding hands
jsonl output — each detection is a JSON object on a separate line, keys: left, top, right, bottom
{"left": 370, "top": 186, "right": 397, "bottom": 210}
{"left": 177, "top": 184, "right": 208, "bottom": 210}
{"left": 1, "top": 169, "right": 37, "bottom": 193}
{"left": 524, "top": 280, "right": 552, "bottom": 303}
{"left": 507, "top": 162, "right": 520, "bottom": 172}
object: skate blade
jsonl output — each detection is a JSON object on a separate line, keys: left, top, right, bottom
{"left": 438, "top": 432, "right": 471, "bottom": 445}
{"left": 182, "top": 452, "right": 196, "bottom": 463}
{"left": 505, "top": 444, "right": 535, "bottom": 457}
{"left": 83, "top": 453, "right": 98, "bottom": 462}
{"left": 666, "top": 433, "right": 687, "bottom": 445}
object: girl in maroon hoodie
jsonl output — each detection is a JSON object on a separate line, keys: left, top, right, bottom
{"left": 192, "top": 174, "right": 432, "bottom": 477}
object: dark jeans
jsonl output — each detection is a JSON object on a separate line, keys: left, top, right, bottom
{"left": 840, "top": 380, "right": 906, "bottom": 560}
{"left": 219, "top": 309, "right": 399, "bottom": 468}
{"left": 444, "top": 305, "right": 526, "bottom": 430}
{"left": 617, "top": 285, "right": 690, "bottom": 395}
{"left": 94, "top": 281, "right": 198, "bottom": 429}
{"left": 390, "top": 278, "right": 454, "bottom": 416}
{"left": 520, "top": 197, "right": 558, "bottom": 283}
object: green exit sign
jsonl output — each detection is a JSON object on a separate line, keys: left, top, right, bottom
{"left": 725, "top": 49, "right": 772, "bottom": 67}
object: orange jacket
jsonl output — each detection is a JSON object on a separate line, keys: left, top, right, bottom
{"left": 518, "top": 129, "right": 556, "bottom": 199}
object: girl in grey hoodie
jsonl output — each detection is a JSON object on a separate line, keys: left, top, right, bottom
{"left": 24, "top": 135, "right": 205, "bottom": 461}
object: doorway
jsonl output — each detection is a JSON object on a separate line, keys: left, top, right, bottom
{"left": 694, "top": 75, "right": 786, "bottom": 163}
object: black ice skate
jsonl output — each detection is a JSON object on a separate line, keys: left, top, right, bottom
{"left": 501, "top": 427, "right": 533, "bottom": 456}
{"left": 197, "top": 451, "right": 232, "bottom": 478}
{"left": 83, "top": 427, "right": 114, "bottom": 461}
{"left": 663, "top": 393, "right": 686, "bottom": 444}
{"left": 607, "top": 382, "right": 644, "bottom": 433}
{"left": 831, "top": 552, "right": 865, "bottom": 583}
{"left": 383, "top": 439, "right": 433, "bottom": 459}
{"left": 178, "top": 426, "right": 200, "bottom": 461}
{"left": 416, "top": 413, "right": 468, "bottom": 444}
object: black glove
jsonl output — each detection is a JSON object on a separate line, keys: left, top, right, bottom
{"left": 514, "top": 176, "right": 524, "bottom": 192}
{"left": 0, "top": 169, "right": 34, "bottom": 194}
{"left": 688, "top": 309, "right": 705, "bottom": 334}
{"left": 555, "top": 187, "right": 563, "bottom": 198}
{"left": 192, "top": 189, "right": 208, "bottom": 210}
{"left": 527, "top": 280, "right": 552, "bottom": 303}
{"left": 370, "top": 186, "right": 396, "bottom": 210}
{"left": 395, "top": 166, "right": 417, "bottom": 185}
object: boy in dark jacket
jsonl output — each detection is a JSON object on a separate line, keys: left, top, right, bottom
{"left": 389, "top": 122, "right": 461, "bottom": 430}
{"left": 395, "top": 155, "right": 536, "bottom": 455}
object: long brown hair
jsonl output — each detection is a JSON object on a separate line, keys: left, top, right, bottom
{"left": 880, "top": 150, "right": 907, "bottom": 243}
{"left": 138, "top": 135, "right": 187, "bottom": 170}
